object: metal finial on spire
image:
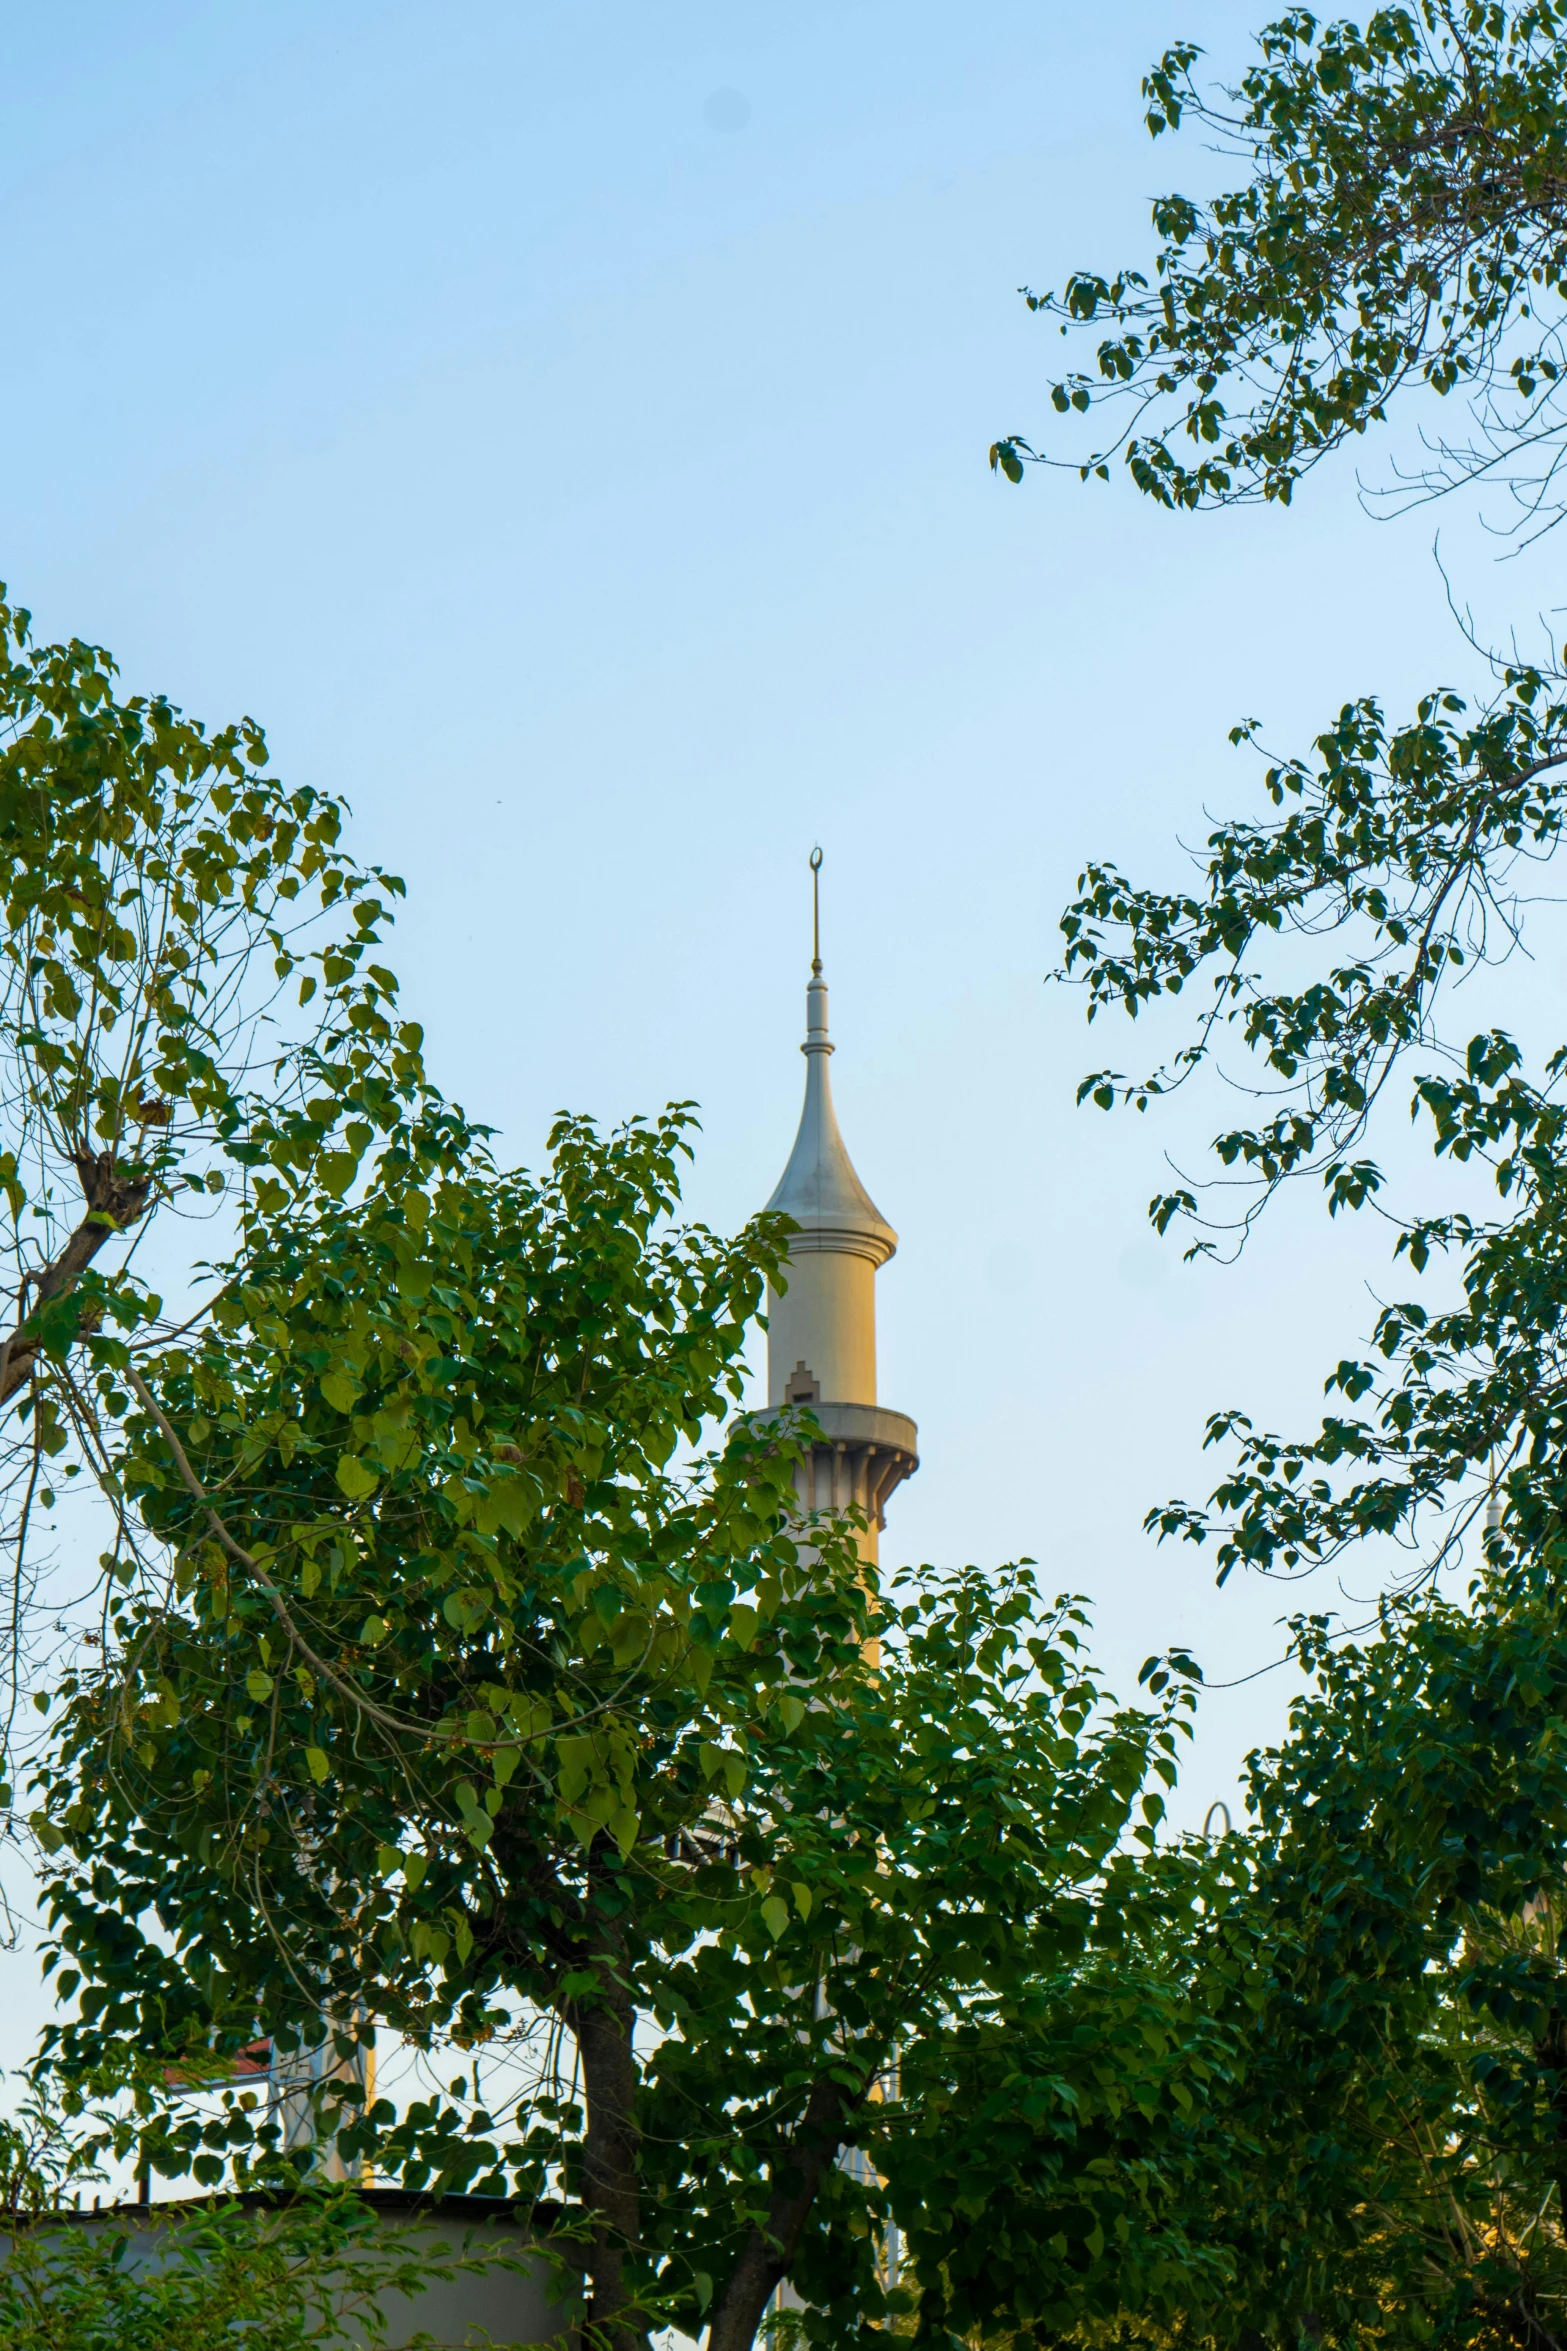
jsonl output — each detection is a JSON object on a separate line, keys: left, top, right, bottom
{"left": 810, "top": 845, "right": 823, "bottom": 975}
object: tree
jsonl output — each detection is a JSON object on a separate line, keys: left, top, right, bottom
{"left": 21, "top": 1091, "right": 1201, "bottom": 2351}
{"left": 1214, "top": 1575, "right": 1567, "bottom": 2347}
{"left": 989, "top": 3, "right": 1567, "bottom": 1598}
{"left": 912, "top": 1566, "right": 1567, "bottom": 2350}
{"left": 972, "top": 7, "right": 1567, "bottom": 2346}
{"left": 0, "top": 588, "right": 1218, "bottom": 2351}
{"left": 0, "top": 587, "right": 418, "bottom": 1851}
{"left": 991, "top": 2, "right": 1567, "bottom": 538}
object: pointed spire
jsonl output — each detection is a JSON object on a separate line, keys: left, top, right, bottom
{"left": 765, "top": 851, "right": 896, "bottom": 1266}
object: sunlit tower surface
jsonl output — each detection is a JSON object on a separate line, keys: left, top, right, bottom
{"left": 760, "top": 851, "right": 917, "bottom": 1561}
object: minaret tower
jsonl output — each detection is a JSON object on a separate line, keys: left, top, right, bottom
{"left": 762, "top": 852, "right": 917, "bottom": 1563}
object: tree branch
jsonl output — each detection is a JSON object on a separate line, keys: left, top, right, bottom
{"left": 0, "top": 1151, "right": 153, "bottom": 1406}
{"left": 705, "top": 2072, "right": 856, "bottom": 2351}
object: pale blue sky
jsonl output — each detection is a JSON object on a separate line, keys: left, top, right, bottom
{"left": 1, "top": 0, "right": 1552, "bottom": 1887}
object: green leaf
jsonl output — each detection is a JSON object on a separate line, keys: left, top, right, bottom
{"left": 335, "top": 1452, "right": 379, "bottom": 1500}
{"left": 317, "top": 1150, "right": 359, "bottom": 1198}
{"left": 304, "top": 1745, "right": 330, "bottom": 1783}
{"left": 505, "top": 1692, "right": 552, "bottom": 1741}
{"left": 760, "top": 1894, "right": 789, "bottom": 1942}
{"left": 728, "top": 1602, "right": 758, "bottom": 1650}
{"left": 474, "top": 1475, "right": 537, "bottom": 1539}
{"left": 246, "top": 1670, "right": 274, "bottom": 1702}
{"left": 556, "top": 1734, "right": 598, "bottom": 1807}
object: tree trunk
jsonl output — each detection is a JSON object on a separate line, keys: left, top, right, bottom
{"left": 1535, "top": 1990, "right": 1567, "bottom": 2188}
{"left": 705, "top": 2074, "right": 850, "bottom": 2351}
{"left": 565, "top": 1934, "right": 645, "bottom": 2351}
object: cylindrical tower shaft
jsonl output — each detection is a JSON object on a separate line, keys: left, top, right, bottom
{"left": 761, "top": 871, "right": 916, "bottom": 1562}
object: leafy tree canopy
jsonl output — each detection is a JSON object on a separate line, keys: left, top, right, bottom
{"left": 982, "top": 12, "right": 1567, "bottom": 2344}
{"left": 20, "top": 1049, "right": 1202, "bottom": 2349}
{"left": 992, "top": 3, "right": 1567, "bottom": 536}
{"left": 986, "top": 10, "right": 1567, "bottom": 1597}
{"left": 0, "top": 587, "right": 416, "bottom": 1813}
{"left": 957, "top": 1561, "right": 1567, "bottom": 2349}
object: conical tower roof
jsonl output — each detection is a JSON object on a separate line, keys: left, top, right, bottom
{"left": 765, "top": 961, "right": 896, "bottom": 1267}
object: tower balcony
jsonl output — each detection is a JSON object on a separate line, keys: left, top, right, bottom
{"left": 748, "top": 1400, "right": 918, "bottom": 1540}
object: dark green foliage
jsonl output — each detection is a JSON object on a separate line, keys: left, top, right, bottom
{"left": 986, "top": 9, "right": 1567, "bottom": 2346}
{"left": 21, "top": 1074, "right": 1198, "bottom": 2349}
